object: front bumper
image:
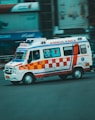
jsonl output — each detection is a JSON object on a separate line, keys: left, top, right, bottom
{"left": 4, "top": 72, "right": 23, "bottom": 81}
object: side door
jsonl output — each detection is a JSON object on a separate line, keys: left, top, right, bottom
{"left": 62, "top": 45, "right": 73, "bottom": 70}
{"left": 28, "top": 50, "right": 40, "bottom": 63}
{"left": 78, "top": 43, "right": 91, "bottom": 68}
{"left": 43, "top": 47, "right": 61, "bottom": 72}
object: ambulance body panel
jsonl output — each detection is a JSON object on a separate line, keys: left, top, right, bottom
{"left": 3, "top": 36, "right": 92, "bottom": 85}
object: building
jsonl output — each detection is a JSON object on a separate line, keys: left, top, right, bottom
{"left": 0, "top": 0, "right": 41, "bottom": 64}
{"left": 0, "top": 0, "right": 95, "bottom": 63}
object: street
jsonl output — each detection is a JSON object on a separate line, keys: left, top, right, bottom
{"left": 0, "top": 70, "right": 95, "bottom": 120}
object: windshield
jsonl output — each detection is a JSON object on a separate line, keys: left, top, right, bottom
{"left": 13, "top": 49, "right": 27, "bottom": 62}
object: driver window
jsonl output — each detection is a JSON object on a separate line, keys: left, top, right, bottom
{"left": 33, "top": 50, "right": 40, "bottom": 60}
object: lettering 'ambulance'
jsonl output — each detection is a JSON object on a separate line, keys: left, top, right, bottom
{"left": 3, "top": 36, "right": 92, "bottom": 85}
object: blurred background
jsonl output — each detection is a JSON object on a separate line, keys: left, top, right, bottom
{"left": 0, "top": 0, "right": 95, "bottom": 68}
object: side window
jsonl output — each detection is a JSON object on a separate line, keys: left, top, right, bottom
{"left": 51, "top": 48, "right": 61, "bottom": 57}
{"left": 33, "top": 50, "right": 40, "bottom": 60}
{"left": 43, "top": 49, "right": 51, "bottom": 58}
{"left": 43, "top": 47, "right": 61, "bottom": 58}
{"left": 63, "top": 46, "right": 73, "bottom": 56}
{"left": 80, "top": 45, "right": 87, "bottom": 54}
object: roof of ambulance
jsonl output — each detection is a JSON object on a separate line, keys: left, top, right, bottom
{"left": 18, "top": 36, "right": 88, "bottom": 49}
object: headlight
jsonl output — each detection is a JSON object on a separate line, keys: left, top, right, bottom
{"left": 12, "top": 67, "right": 17, "bottom": 73}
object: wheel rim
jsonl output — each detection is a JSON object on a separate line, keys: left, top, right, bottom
{"left": 74, "top": 70, "right": 82, "bottom": 79}
{"left": 24, "top": 75, "right": 33, "bottom": 84}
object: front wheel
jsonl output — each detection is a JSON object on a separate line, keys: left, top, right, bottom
{"left": 23, "top": 73, "right": 35, "bottom": 85}
{"left": 72, "top": 68, "right": 83, "bottom": 79}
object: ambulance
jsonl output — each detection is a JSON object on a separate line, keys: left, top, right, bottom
{"left": 3, "top": 36, "right": 92, "bottom": 85}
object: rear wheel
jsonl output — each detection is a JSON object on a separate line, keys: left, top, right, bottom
{"left": 23, "top": 73, "right": 35, "bottom": 85}
{"left": 72, "top": 68, "right": 83, "bottom": 79}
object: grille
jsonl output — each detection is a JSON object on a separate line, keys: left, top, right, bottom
{"left": 5, "top": 67, "right": 13, "bottom": 74}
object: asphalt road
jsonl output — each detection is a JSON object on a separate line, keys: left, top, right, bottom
{"left": 0, "top": 70, "right": 95, "bottom": 120}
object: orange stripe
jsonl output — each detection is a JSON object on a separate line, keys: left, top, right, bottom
{"left": 19, "top": 60, "right": 45, "bottom": 70}
{"left": 19, "top": 57, "right": 70, "bottom": 70}
{"left": 73, "top": 44, "right": 79, "bottom": 66}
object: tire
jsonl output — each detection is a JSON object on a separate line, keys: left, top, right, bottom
{"left": 11, "top": 81, "right": 20, "bottom": 85}
{"left": 72, "top": 68, "right": 83, "bottom": 79}
{"left": 59, "top": 74, "right": 67, "bottom": 80}
{"left": 23, "top": 73, "right": 35, "bottom": 85}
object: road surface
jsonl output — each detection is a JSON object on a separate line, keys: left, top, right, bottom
{"left": 0, "top": 70, "right": 95, "bottom": 120}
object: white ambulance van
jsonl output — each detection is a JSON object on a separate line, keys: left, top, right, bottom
{"left": 3, "top": 36, "right": 92, "bottom": 85}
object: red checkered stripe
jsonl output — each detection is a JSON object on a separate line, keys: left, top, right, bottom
{"left": 19, "top": 57, "right": 70, "bottom": 70}
{"left": 44, "top": 57, "right": 70, "bottom": 68}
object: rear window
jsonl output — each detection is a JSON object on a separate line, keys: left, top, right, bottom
{"left": 80, "top": 45, "right": 87, "bottom": 54}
